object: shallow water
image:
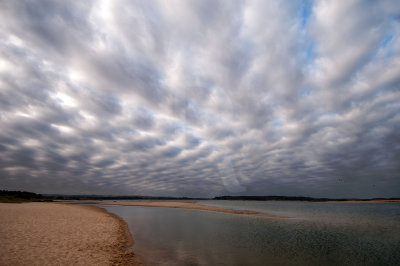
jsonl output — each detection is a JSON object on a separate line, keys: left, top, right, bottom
{"left": 104, "top": 201, "right": 400, "bottom": 266}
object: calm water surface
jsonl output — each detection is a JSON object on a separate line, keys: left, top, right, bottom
{"left": 104, "top": 201, "right": 400, "bottom": 266}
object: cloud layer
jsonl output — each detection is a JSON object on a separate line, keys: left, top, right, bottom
{"left": 1, "top": 0, "right": 399, "bottom": 197}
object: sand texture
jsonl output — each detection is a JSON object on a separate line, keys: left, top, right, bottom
{"left": 0, "top": 202, "right": 143, "bottom": 266}
{"left": 103, "top": 201, "right": 286, "bottom": 218}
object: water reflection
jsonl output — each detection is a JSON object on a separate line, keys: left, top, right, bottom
{"left": 104, "top": 201, "right": 400, "bottom": 266}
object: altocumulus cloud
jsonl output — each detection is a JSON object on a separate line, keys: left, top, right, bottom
{"left": 0, "top": 0, "right": 399, "bottom": 197}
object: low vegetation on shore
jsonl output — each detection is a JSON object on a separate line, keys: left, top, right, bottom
{"left": 0, "top": 190, "right": 52, "bottom": 203}
{"left": 1, "top": 190, "right": 399, "bottom": 203}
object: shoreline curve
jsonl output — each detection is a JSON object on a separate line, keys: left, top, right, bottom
{"left": 84, "top": 204, "right": 145, "bottom": 265}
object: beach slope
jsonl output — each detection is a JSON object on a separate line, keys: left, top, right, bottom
{"left": 0, "top": 202, "right": 143, "bottom": 266}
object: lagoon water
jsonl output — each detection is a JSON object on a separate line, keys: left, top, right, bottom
{"left": 104, "top": 201, "right": 400, "bottom": 266}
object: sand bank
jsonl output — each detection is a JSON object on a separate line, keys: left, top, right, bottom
{"left": 103, "top": 201, "right": 286, "bottom": 218}
{"left": 324, "top": 199, "right": 400, "bottom": 203}
{"left": 0, "top": 202, "right": 143, "bottom": 266}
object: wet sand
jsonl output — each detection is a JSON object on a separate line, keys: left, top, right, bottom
{"left": 0, "top": 202, "right": 144, "bottom": 266}
{"left": 103, "top": 201, "right": 287, "bottom": 218}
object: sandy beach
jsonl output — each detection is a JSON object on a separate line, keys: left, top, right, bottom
{"left": 0, "top": 202, "right": 143, "bottom": 266}
{"left": 103, "top": 201, "right": 286, "bottom": 218}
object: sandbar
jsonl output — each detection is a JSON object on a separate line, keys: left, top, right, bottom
{"left": 102, "top": 201, "right": 286, "bottom": 218}
{"left": 0, "top": 202, "right": 143, "bottom": 266}
{"left": 323, "top": 199, "right": 400, "bottom": 203}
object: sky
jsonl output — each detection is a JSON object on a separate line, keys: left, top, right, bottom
{"left": 0, "top": 0, "right": 399, "bottom": 198}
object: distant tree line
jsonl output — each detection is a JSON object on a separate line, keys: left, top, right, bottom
{"left": 0, "top": 190, "right": 51, "bottom": 203}
{"left": 213, "top": 195, "right": 400, "bottom": 201}
{"left": 2, "top": 190, "right": 398, "bottom": 202}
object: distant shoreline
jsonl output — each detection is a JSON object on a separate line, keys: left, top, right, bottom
{"left": 2, "top": 190, "right": 399, "bottom": 203}
{"left": 212, "top": 196, "right": 400, "bottom": 202}
{"left": 322, "top": 199, "right": 400, "bottom": 203}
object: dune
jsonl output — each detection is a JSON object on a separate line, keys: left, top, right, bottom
{"left": 0, "top": 202, "right": 143, "bottom": 266}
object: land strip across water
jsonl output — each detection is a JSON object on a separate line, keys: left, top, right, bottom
{"left": 102, "top": 201, "right": 287, "bottom": 218}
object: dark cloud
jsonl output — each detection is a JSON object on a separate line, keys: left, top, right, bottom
{"left": 133, "top": 108, "right": 155, "bottom": 130}
{"left": 162, "top": 147, "right": 182, "bottom": 158}
{"left": 0, "top": 0, "right": 399, "bottom": 197}
{"left": 184, "top": 134, "right": 202, "bottom": 149}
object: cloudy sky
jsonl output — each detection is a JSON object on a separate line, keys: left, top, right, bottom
{"left": 1, "top": 0, "right": 399, "bottom": 197}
